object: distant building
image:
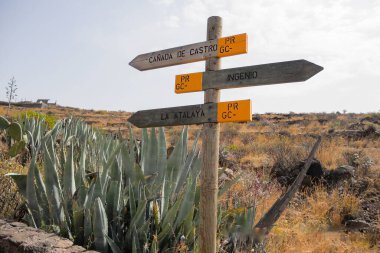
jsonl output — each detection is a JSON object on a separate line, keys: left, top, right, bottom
{"left": 36, "top": 99, "right": 49, "bottom": 104}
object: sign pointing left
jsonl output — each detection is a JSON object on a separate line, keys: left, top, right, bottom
{"left": 129, "top": 33, "right": 247, "bottom": 71}
{"left": 128, "top": 99, "right": 252, "bottom": 128}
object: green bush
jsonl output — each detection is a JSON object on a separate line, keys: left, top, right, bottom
{"left": 17, "top": 110, "right": 57, "bottom": 129}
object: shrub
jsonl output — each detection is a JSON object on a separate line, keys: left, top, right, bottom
{"left": 17, "top": 110, "right": 57, "bottom": 129}
{"left": 341, "top": 150, "right": 374, "bottom": 176}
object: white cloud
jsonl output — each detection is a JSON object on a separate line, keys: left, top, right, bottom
{"left": 161, "top": 15, "right": 181, "bottom": 28}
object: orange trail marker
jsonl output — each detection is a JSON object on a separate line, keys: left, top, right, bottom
{"left": 217, "top": 99, "right": 252, "bottom": 123}
{"left": 217, "top": 33, "right": 248, "bottom": 57}
{"left": 175, "top": 72, "right": 203, "bottom": 93}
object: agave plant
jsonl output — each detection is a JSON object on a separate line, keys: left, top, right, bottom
{"left": 6, "top": 118, "right": 232, "bottom": 252}
{"left": 6, "top": 115, "right": 321, "bottom": 253}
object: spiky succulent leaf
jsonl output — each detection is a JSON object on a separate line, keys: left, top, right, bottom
{"left": 8, "top": 122, "right": 22, "bottom": 141}
{"left": 106, "top": 235, "right": 123, "bottom": 253}
{"left": 26, "top": 156, "right": 41, "bottom": 227}
{"left": 8, "top": 140, "right": 26, "bottom": 157}
{"left": 93, "top": 198, "right": 108, "bottom": 253}
{"left": 0, "top": 116, "right": 10, "bottom": 130}
{"left": 63, "top": 142, "right": 76, "bottom": 216}
{"left": 43, "top": 139, "right": 65, "bottom": 226}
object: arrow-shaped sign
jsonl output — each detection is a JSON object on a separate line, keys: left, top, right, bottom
{"left": 128, "top": 99, "right": 252, "bottom": 128}
{"left": 175, "top": 59, "right": 323, "bottom": 93}
{"left": 129, "top": 33, "right": 247, "bottom": 71}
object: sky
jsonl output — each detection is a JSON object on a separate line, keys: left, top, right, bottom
{"left": 0, "top": 0, "right": 379, "bottom": 113}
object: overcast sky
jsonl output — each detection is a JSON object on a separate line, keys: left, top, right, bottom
{"left": 1, "top": 0, "right": 379, "bottom": 113}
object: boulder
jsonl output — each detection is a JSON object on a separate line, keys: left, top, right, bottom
{"left": 219, "top": 168, "right": 234, "bottom": 183}
{"left": 344, "top": 219, "right": 371, "bottom": 231}
{"left": 271, "top": 159, "right": 324, "bottom": 187}
{"left": 324, "top": 165, "right": 355, "bottom": 185}
{"left": 350, "top": 178, "right": 370, "bottom": 195}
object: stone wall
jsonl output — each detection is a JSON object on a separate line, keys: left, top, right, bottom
{"left": 0, "top": 219, "right": 98, "bottom": 253}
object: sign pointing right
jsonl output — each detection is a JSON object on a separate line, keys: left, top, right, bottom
{"left": 175, "top": 59, "right": 323, "bottom": 93}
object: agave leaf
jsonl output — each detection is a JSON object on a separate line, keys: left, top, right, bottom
{"left": 63, "top": 142, "right": 76, "bottom": 215}
{"left": 113, "top": 180, "right": 122, "bottom": 222}
{"left": 101, "top": 143, "right": 122, "bottom": 189}
{"left": 109, "top": 154, "right": 122, "bottom": 182}
{"left": 150, "top": 237, "right": 158, "bottom": 253}
{"left": 106, "top": 180, "right": 118, "bottom": 221}
{"left": 33, "top": 161, "right": 50, "bottom": 225}
{"left": 160, "top": 171, "right": 173, "bottom": 217}
{"left": 137, "top": 219, "right": 150, "bottom": 235}
{"left": 8, "top": 122, "right": 22, "bottom": 141}
{"left": 129, "top": 181, "right": 136, "bottom": 218}
{"left": 174, "top": 131, "right": 201, "bottom": 194}
{"left": 84, "top": 181, "right": 96, "bottom": 210}
{"left": 73, "top": 202, "right": 84, "bottom": 245}
{"left": 158, "top": 195, "right": 182, "bottom": 241}
{"left": 142, "top": 128, "right": 159, "bottom": 181}
{"left": 26, "top": 155, "right": 41, "bottom": 227}
{"left": 0, "top": 116, "right": 10, "bottom": 130}
{"left": 128, "top": 199, "right": 147, "bottom": 238}
{"left": 26, "top": 131, "right": 36, "bottom": 155}
{"left": 174, "top": 176, "right": 197, "bottom": 229}
{"left": 93, "top": 197, "right": 108, "bottom": 253}
{"left": 132, "top": 234, "right": 138, "bottom": 253}
{"left": 150, "top": 128, "right": 168, "bottom": 196}
{"left": 157, "top": 127, "right": 167, "bottom": 175}
{"left": 76, "top": 139, "right": 87, "bottom": 188}
{"left": 106, "top": 235, "right": 123, "bottom": 253}
{"left": 43, "top": 139, "right": 65, "bottom": 225}
{"left": 94, "top": 175, "right": 104, "bottom": 201}
{"left": 166, "top": 128, "right": 187, "bottom": 196}
{"left": 140, "top": 128, "right": 149, "bottom": 175}
{"left": 32, "top": 119, "right": 42, "bottom": 147}
{"left": 121, "top": 144, "right": 135, "bottom": 183}
{"left": 84, "top": 208, "right": 92, "bottom": 248}
{"left": 183, "top": 209, "right": 195, "bottom": 246}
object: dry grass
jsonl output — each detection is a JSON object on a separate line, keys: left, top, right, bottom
{"left": 1, "top": 106, "right": 379, "bottom": 252}
{"left": 0, "top": 159, "right": 26, "bottom": 218}
{"left": 266, "top": 185, "right": 374, "bottom": 253}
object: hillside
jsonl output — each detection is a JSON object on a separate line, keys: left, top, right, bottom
{"left": 0, "top": 104, "right": 379, "bottom": 252}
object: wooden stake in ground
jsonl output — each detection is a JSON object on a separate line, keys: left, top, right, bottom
{"left": 199, "top": 16, "right": 222, "bottom": 253}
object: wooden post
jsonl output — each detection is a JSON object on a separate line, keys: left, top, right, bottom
{"left": 199, "top": 16, "right": 222, "bottom": 253}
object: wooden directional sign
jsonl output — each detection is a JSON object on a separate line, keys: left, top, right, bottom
{"left": 175, "top": 59, "right": 323, "bottom": 93}
{"left": 128, "top": 99, "right": 252, "bottom": 128}
{"left": 129, "top": 33, "right": 247, "bottom": 71}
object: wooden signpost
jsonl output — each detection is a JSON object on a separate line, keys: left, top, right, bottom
{"left": 128, "top": 99, "right": 252, "bottom": 128}
{"left": 175, "top": 59, "right": 323, "bottom": 93}
{"left": 129, "top": 33, "right": 247, "bottom": 71}
{"left": 128, "top": 16, "right": 323, "bottom": 253}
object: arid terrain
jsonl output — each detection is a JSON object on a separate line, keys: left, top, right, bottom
{"left": 0, "top": 104, "right": 379, "bottom": 252}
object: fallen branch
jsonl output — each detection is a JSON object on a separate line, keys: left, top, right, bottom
{"left": 255, "top": 136, "right": 322, "bottom": 231}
